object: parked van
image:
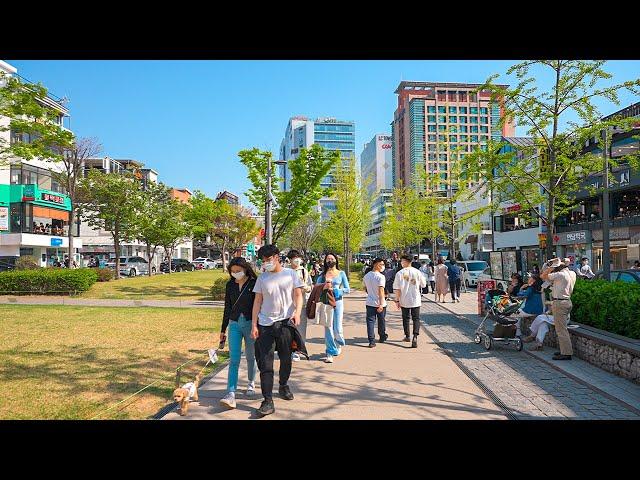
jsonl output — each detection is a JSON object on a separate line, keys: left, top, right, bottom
{"left": 458, "top": 260, "right": 489, "bottom": 288}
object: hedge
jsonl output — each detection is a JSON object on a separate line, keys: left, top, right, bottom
{"left": 350, "top": 263, "right": 365, "bottom": 273}
{"left": 0, "top": 268, "right": 98, "bottom": 295}
{"left": 571, "top": 279, "right": 640, "bottom": 340}
{"left": 95, "top": 268, "right": 114, "bottom": 282}
{"left": 210, "top": 276, "right": 228, "bottom": 300}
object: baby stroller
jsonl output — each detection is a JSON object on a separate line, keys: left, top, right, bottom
{"left": 474, "top": 289, "right": 524, "bottom": 351}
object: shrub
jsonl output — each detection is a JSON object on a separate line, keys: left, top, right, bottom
{"left": 0, "top": 268, "right": 98, "bottom": 295}
{"left": 95, "top": 268, "right": 114, "bottom": 282}
{"left": 350, "top": 263, "right": 364, "bottom": 273}
{"left": 210, "top": 276, "right": 229, "bottom": 300}
{"left": 571, "top": 279, "right": 640, "bottom": 339}
{"left": 15, "top": 256, "right": 40, "bottom": 270}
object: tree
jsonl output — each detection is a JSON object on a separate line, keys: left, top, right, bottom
{"left": 78, "top": 170, "right": 142, "bottom": 279}
{"left": 157, "top": 201, "right": 191, "bottom": 274}
{"left": 280, "top": 211, "right": 322, "bottom": 258}
{"left": 135, "top": 181, "right": 180, "bottom": 276}
{"left": 464, "top": 60, "right": 640, "bottom": 258}
{"left": 239, "top": 144, "right": 339, "bottom": 244}
{"left": 0, "top": 72, "right": 73, "bottom": 165}
{"left": 54, "top": 137, "right": 103, "bottom": 267}
{"left": 318, "top": 157, "right": 370, "bottom": 275}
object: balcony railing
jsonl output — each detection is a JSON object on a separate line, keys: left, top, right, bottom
{"left": 556, "top": 213, "right": 640, "bottom": 233}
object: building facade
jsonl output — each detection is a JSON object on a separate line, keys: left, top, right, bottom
{"left": 360, "top": 133, "right": 392, "bottom": 197}
{"left": 391, "top": 81, "right": 515, "bottom": 190}
{"left": 279, "top": 116, "right": 356, "bottom": 219}
{"left": 0, "top": 60, "right": 83, "bottom": 269}
{"left": 363, "top": 189, "right": 393, "bottom": 257}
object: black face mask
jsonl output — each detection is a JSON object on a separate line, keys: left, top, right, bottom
{"left": 326, "top": 261, "right": 336, "bottom": 268}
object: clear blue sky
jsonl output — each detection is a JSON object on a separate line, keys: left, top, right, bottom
{"left": 7, "top": 60, "right": 640, "bottom": 208}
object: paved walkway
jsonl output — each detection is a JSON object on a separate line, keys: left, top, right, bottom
{"left": 163, "top": 291, "right": 506, "bottom": 420}
{"left": 0, "top": 296, "right": 222, "bottom": 308}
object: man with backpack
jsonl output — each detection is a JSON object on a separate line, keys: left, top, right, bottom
{"left": 286, "top": 250, "right": 313, "bottom": 360}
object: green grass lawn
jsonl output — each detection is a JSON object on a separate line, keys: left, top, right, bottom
{"left": 0, "top": 305, "right": 225, "bottom": 420}
{"left": 82, "top": 269, "right": 226, "bottom": 300}
{"left": 348, "top": 273, "right": 364, "bottom": 292}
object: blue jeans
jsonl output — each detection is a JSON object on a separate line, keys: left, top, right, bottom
{"left": 366, "top": 305, "right": 387, "bottom": 343}
{"left": 227, "top": 314, "right": 257, "bottom": 393}
{"left": 325, "top": 299, "right": 345, "bottom": 356}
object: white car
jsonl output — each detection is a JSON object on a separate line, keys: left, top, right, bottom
{"left": 106, "top": 256, "right": 155, "bottom": 277}
{"left": 193, "top": 257, "right": 217, "bottom": 269}
{"left": 459, "top": 260, "right": 489, "bottom": 288}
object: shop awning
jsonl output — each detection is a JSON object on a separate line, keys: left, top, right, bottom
{"left": 33, "top": 206, "right": 69, "bottom": 221}
{"left": 465, "top": 235, "right": 478, "bottom": 244}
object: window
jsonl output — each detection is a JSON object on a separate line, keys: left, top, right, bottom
{"left": 428, "top": 134, "right": 437, "bottom": 142}
{"left": 471, "top": 135, "right": 479, "bottom": 142}
{"left": 428, "top": 144, "right": 436, "bottom": 151}
{"left": 438, "top": 125, "right": 446, "bottom": 132}
{"left": 428, "top": 125, "right": 436, "bottom": 132}
{"left": 469, "top": 93, "right": 477, "bottom": 102}
{"left": 429, "top": 162, "right": 437, "bottom": 171}
{"left": 439, "top": 155, "right": 447, "bottom": 162}
{"left": 459, "top": 116, "right": 467, "bottom": 123}
{"left": 440, "top": 173, "right": 448, "bottom": 180}
{"left": 480, "top": 126, "right": 488, "bottom": 133}
{"left": 481, "top": 116, "right": 488, "bottom": 124}
{"left": 459, "top": 107, "right": 467, "bottom": 114}
{"left": 470, "top": 126, "right": 479, "bottom": 133}
{"left": 428, "top": 115, "right": 436, "bottom": 123}
{"left": 428, "top": 153, "right": 437, "bottom": 161}
{"left": 438, "top": 115, "right": 446, "bottom": 123}
{"left": 460, "top": 135, "right": 468, "bottom": 142}
{"left": 437, "top": 134, "right": 446, "bottom": 142}
{"left": 438, "top": 106, "right": 446, "bottom": 113}
{"left": 449, "top": 135, "right": 457, "bottom": 142}
{"left": 449, "top": 125, "right": 458, "bottom": 133}
{"left": 448, "top": 106, "right": 457, "bottom": 114}
{"left": 427, "top": 106, "right": 436, "bottom": 113}
{"left": 470, "top": 116, "right": 478, "bottom": 124}
{"left": 470, "top": 107, "right": 478, "bottom": 114}
{"left": 460, "top": 126, "right": 468, "bottom": 133}
{"left": 480, "top": 107, "right": 488, "bottom": 114}
{"left": 449, "top": 116, "right": 457, "bottom": 123}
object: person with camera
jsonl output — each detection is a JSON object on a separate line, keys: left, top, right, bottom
{"left": 218, "top": 257, "right": 259, "bottom": 410}
{"left": 540, "top": 257, "right": 577, "bottom": 361}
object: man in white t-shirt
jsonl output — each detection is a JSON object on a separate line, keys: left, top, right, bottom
{"left": 393, "top": 254, "right": 427, "bottom": 348}
{"left": 251, "top": 244, "right": 304, "bottom": 417}
{"left": 362, "top": 258, "right": 388, "bottom": 348}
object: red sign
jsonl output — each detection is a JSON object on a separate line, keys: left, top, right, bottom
{"left": 477, "top": 279, "right": 496, "bottom": 315}
{"left": 41, "top": 193, "right": 65, "bottom": 205}
{"left": 503, "top": 204, "right": 521, "bottom": 213}
{"left": 381, "top": 144, "right": 392, "bottom": 149}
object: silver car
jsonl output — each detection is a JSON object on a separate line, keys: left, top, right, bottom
{"left": 106, "top": 256, "right": 155, "bottom": 277}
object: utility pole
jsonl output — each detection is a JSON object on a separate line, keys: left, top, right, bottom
{"left": 602, "top": 129, "right": 611, "bottom": 281}
{"left": 265, "top": 154, "right": 272, "bottom": 245}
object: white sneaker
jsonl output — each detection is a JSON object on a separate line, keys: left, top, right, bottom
{"left": 291, "top": 352, "right": 300, "bottom": 362}
{"left": 245, "top": 383, "right": 256, "bottom": 398}
{"left": 324, "top": 355, "right": 334, "bottom": 363}
{"left": 220, "top": 392, "right": 236, "bottom": 409}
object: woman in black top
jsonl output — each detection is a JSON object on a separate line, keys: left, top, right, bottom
{"left": 219, "top": 257, "right": 258, "bottom": 409}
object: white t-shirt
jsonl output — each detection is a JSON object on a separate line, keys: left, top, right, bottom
{"left": 253, "top": 268, "right": 305, "bottom": 326}
{"left": 363, "top": 271, "right": 387, "bottom": 308}
{"left": 393, "top": 266, "right": 427, "bottom": 308}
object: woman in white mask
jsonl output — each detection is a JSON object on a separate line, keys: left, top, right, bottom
{"left": 219, "top": 257, "right": 259, "bottom": 409}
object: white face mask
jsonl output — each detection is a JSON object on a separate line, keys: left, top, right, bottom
{"left": 291, "top": 258, "right": 302, "bottom": 268}
{"left": 379, "top": 267, "right": 385, "bottom": 273}
{"left": 263, "top": 261, "right": 276, "bottom": 272}
{"left": 231, "top": 271, "right": 245, "bottom": 280}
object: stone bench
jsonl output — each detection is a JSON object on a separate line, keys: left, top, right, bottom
{"left": 520, "top": 316, "right": 640, "bottom": 385}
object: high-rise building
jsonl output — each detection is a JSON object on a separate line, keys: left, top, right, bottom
{"left": 360, "top": 134, "right": 392, "bottom": 197}
{"left": 391, "top": 81, "right": 515, "bottom": 190}
{"left": 279, "top": 116, "right": 355, "bottom": 219}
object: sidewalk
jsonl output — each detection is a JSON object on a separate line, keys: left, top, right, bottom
{"left": 162, "top": 291, "right": 506, "bottom": 420}
{"left": 0, "top": 295, "right": 223, "bottom": 308}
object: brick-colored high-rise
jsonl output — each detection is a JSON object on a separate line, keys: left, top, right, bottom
{"left": 391, "top": 81, "right": 515, "bottom": 190}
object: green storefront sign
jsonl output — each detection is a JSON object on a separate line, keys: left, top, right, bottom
{"left": 0, "top": 184, "right": 71, "bottom": 211}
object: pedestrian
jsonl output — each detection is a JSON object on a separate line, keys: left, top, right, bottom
{"left": 393, "top": 254, "right": 426, "bottom": 348}
{"left": 362, "top": 257, "right": 388, "bottom": 348}
{"left": 507, "top": 273, "right": 524, "bottom": 297}
{"left": 540, "top": 257, "right": 577, "bottom": 361}
{"left": 383, "top": 260, "right": 396, "bottom": 300}
{"left": 578, "top": 257, "right": 595, "bottom": 279}
{"left": 316, "top": 253, "right": 350, "bottom": 363}
{"left": 434, "top": 256, "right": 449, "bottom": 303}
{"left": 251, "top": 244, "right": 305, "bottom": 417}
{"left": 632, "top": 260, "right": 640, "bottom": 270}
{"left": 427, "top": 261, "right": 436, "bottom": 294}
{"left": 419, "top": 261, "right": 430, "bottom": 294}
{"left": 411, "top": 255, "right": 422, "bottom": 270}
{"left": 447, "top": 258, "right": 463, "bottom": 303}
{"left": 286, "top": 249, "right": 313, "bottom": 361}
{"left": 513, "top": 274, "right": 544, "bottom": 338}
{"left": 389, "top": 251, "right": 400, "bottom": 271}
{"left": 219, "top": 257, "right": 259, "bottom": 409}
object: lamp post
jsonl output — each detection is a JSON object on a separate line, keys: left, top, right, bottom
{"left": 601, "top": 128, "right": 611, "bottom": 281}
{"left": 265, "top": 155, "right": 286, "bottom": 245}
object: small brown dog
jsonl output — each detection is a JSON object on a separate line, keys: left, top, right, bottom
{"left": 173, "top": 374, "right": 201, "bottom": 416}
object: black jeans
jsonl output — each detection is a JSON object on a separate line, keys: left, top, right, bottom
{"left": 449, "top": 280, "right": 461, "bottom": 300}
{"left": 255, "top": 320, "right": 293, "bottom": 400}
{"left": 365, "top": 305, "right": 387, "bottom": 343}
{"left": 401, "top": 306, "right": 421, "bottom": 337}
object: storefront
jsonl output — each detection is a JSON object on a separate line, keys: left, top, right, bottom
{"left": 592, "top": 227, "right": 640, "bottom": 270}
{"left": 0, "top": 184, "right": 82, "bottom": 266}
{"left": 554, "top": 230, "right": 592, "bottom": 267}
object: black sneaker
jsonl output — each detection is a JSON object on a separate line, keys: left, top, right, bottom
{"left": 552, "top": 353, "right": 572, "bottom": 361}
{"left": 257, "top": 398, "right": 275, "bottom": 417}
{"left": 369, "top": 341, "right": 376, "bottom": 348}
{"left": 380, "top": 333, "right": 388, "bottom": 343}
{"left": 402, "top": 336, "right": 411, "bottom": 342}
{"left": 411, "top": 336, "right": 418, "bottom": 348}
{"left": 278, "top": 385, "right": 294, "bottom": 401}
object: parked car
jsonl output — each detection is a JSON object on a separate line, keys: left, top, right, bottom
{"left": 459, "top": 260, "right": 489, "bottom": 288}
{"left": 160, "top": 258, "right": 196, "bottom": 273}
{"left": 594, "top": 269, "right": 640, "bottom": 284}
{"left": 192, "top": 257, "right": 218, "bottom": 269}
{"left": 106, "top": 256, "right": 155, "bottom": 277}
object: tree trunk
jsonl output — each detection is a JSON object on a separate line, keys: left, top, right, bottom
{"left": 546, "top": 192, "right": 555, "bottom": 260}
{"left": 222, "top": 239, "right": 228, "bottom": 271}
{"left": 113, "top": 228, "right": 120, "bottom": 280}
{"left": 68, "top": 207, "right": 75, "bottom": 268}
{"left": 147, "top": 243, "right": 153, "bottom": 277}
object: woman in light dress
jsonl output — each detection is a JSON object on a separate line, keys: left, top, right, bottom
{"left": 434, "top": 256, "right": 449, "bottom": 303}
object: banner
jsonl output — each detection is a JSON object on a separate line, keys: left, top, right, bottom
{"left": 0, "top": 207, "right": 8, "bottom": 231}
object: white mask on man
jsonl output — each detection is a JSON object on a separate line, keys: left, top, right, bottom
{"left": 263, "top": 261, "right": 276, "bottom": 272}
{"left": 291, "top": 258, "right": 302, "bottom": 268}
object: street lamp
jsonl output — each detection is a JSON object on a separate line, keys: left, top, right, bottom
{"left": 265, "top": 156, "right": 287, "bottom": 245}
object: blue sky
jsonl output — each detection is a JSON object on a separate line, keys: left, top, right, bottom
{"left": 7, "top": 60, "right": 640, "bottom": 208}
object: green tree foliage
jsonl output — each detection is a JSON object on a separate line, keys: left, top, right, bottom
{"left": 239, "top": 144, "right": 339, "bottom": 244}
{"left": 318, "top": 157, "right": 370, "bottom": 274}
{"left": 280, "top": 211, "right": 322, "bottom": 259}
{"left": 78, "top": 170, "right": 143, "bottom": 279}
{"left": 156, "top": 201, "right": 192, "bottom": 273}
{"left": 463, "top": 60, "right": 640, "bottom": 257}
